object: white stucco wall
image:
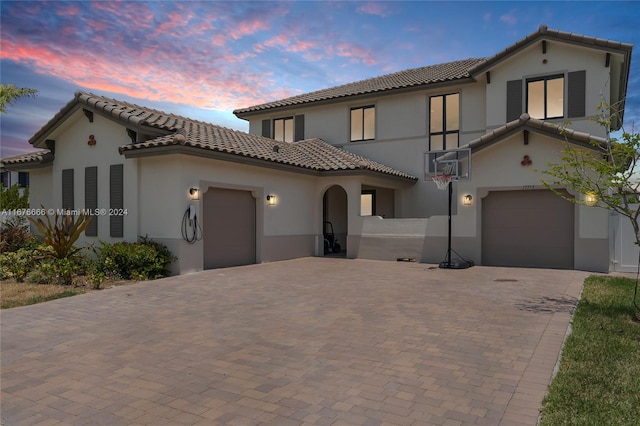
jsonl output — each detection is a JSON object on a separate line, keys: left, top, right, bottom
{"left": 29, "top": 111, "right": 139, "bottom": 247}
{"left": 27, "top": 167, "right": 52, "bottom": 212}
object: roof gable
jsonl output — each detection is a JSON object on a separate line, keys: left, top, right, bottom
{"left": 464, "top": 113, "right": 608, "bottom": 154}
{"left": 468, "top": 25, "right": 633, "bottom": 77}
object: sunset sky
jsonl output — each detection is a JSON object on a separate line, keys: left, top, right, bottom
{"left": 1, "top": 0, "right": 638, "bottom": 157}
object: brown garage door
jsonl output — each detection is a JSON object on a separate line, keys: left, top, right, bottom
{"left": 203, "top": 187, "right": 256, "bottom": 269}
{"left": 482, "top": 190, "right": 574, "bottom": 269}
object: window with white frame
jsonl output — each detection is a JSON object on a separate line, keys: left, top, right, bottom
{"left": 350, "top": 106, "right": 375, "bottom": 142}
{"left": 429, "top": 93, "right": 459, "bottom": 151}
{"left": 273, "top": 117, "right": 294, "bottom": 142}
{"left": 526, "top": 74, "right": 564, "bottom": 119}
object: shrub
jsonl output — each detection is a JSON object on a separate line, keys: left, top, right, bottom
{"left": 26, "top": 261, "right": 56, "bottom": 284}
{"left": 0, "top": 248, "right": 36, "bottom": 282}
{"left": 27, "top": 208, "right": 92, "bottom": 260}
{"left": 0, "top": 217, "right": 39, "bottom": 252}
{"left": 95, "top": 237, "right": 175, "bottom": 280}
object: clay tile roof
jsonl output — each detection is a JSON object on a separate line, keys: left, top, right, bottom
{"left": 119, "top": 128, "right": 417, "bottom": 181}
{"left": 469, "top": 24, "right": 633, "bottom": 76}
{"left": 0, "top": 150, "right": 53, "bottom": 168}
{"left": 463, "top": 113, "right": 608, "bottom": 153}
{"left": 21, "top": 91, "right": 416, "bottom": 181}
{"left": 233, "top": 58, "right": 487, "bottom": 116}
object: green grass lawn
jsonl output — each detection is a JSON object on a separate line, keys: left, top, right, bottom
{"left": 540, "top": 275, "right": 640, "bottom": 426}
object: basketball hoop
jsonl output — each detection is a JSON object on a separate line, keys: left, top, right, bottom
{"left": 431, "top": 161, "right": 456, "bottom": 190}
{"left": 432, "top": 174, "right": 452, "bottom": 190}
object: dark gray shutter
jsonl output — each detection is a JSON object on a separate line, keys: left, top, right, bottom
{"left": 85, "top": 167, "right": 98, "bottom": 237}
{"left": 506, "top": 80, "right": 523, "bottom": 122}
{"left": 567, "top": 70, "right": 586, "bottom": 118}
{"left": 62, "top": 169, "right": 74, "bottom": 210}
{"left": 261, "top": 119, "right": 271, "bottom": 138}
{"left": 294, "top": 115, "right": 305, "bottom": 141}
{"left": 110, "top": 164, "right": 123, "bottom": 238}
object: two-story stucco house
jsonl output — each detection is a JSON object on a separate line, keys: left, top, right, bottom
{"left": 1, "top": 25, "right": 633, "bottom": 274}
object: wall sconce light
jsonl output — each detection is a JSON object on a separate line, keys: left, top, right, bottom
{"left": 189, "top": 187, "right": 200, "bottom": 201}
{"left": 266, "top": 194, "right": 277, "bottom": 206}
{"left": 463, "top": 194, "right": 473, "bottom": 206}
{"left": 584, "top": 192, "right": 597, "bottom": 206}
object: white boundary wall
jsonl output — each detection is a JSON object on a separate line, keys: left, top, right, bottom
{"left": 610, "top": 207, "right": 639, "bottom": 273}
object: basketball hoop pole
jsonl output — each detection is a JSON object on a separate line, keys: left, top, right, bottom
{"left": 446, "top": 180, "right": 452, "bottom": 268}
{"left": 427, "top": 147, "right": 474, "bottom": 269}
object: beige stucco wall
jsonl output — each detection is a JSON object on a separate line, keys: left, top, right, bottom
{"left": 423, "top": 132, "right": 610, "bottom": 271}
{"left": 485, "top": 41, "right": 612, "bottom": 135}
{"left": 137, "top": 154, "right": 323, "bottom": 274}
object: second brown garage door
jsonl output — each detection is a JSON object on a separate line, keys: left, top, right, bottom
{"left": 482, "top": 189, "right": 574, "bottom": 269}
{"left": 203, "top": 187, "right": 256, "bottom": 269}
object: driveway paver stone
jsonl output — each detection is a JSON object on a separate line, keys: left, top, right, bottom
{"left": 1, "top": 258, "right": 587, "bottom": 425}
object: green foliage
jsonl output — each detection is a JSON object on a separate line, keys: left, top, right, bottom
{"left": 26, "top": 261, "right": 57, "bottom": 284}
{"left": 0, "top": 248, "right": 36, "bottom": 282}
{"left": 0, "top": 217, "right": 39, "bottom": 252}
{"left": 0, "top": 84, "right": 37, "bottom": 114}
{"left": 27, "top": 208, "right": 92, "bottom": 260}
{"left": 95, "top": 236, "right": 176, "bottom": 280}
{"left": 540, "top": 276, "right": 640, "bottom": 425}
{"left": 0, "top": 184, "right": 29, "bottom": 210}
{"left": 541, "top": 101, "right": 640, "bottom": 248}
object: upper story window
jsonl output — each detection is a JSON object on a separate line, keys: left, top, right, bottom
{"left": 526, "top": 74, "right": 564, "bottom": 119}
{"left": 350, "top": 106, "right": 375, "bottom": 142}
{"left": 273, "top": 117, "right": 294, "bottom": 142}
{"left": 429, "top": 93, "right": 459, "bottom": 151}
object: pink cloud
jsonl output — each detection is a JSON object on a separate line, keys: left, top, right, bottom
{"left": 0, "top": 36, "right": 285, "bottom": 111}
{"left": 335, "top": 42, "right": 378, "bottom": 65}
{"left": 55, "top": 4, "right": 79, "bottom": 16}
{"left": 228, "top": 18, "right": 270, "bottom": 40}
{"left": 357, "top": 2, "right": 389, "bottom": 17}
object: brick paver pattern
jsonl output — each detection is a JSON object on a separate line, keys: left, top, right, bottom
{"left": 1, "top": 258, "right": 586, "bottom": 425}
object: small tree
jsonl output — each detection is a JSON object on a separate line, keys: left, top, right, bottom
{"left": 541, "top": 101, "right": 639, "bottom": 313}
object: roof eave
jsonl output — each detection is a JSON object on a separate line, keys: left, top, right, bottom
{"left": 469, "top": 26, "right": 633, "bottom": 77}
{"left": 234, "top": 77, "right": 477, "bottom": 119}
{"left": 29, "top": 101, "right": 82, "bottom": 148}
{"left": 465, "top": 116, "right": 608, "bottom": 155}
{"left": 119, "top": 144, "right": 417, "bottom": 182}
{"left": 1, "top": 152, "right": 54, "bottom": 171}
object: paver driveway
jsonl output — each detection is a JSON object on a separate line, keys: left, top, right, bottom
{"left": 1, "top": 258, "right": 586, "bottom": 426}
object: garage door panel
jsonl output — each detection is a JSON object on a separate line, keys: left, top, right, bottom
{"left": 482, "top": 190, "right": 574, "bottom": 269}
{"left": 203, "top": 188, "right": 256, "bottom": 269}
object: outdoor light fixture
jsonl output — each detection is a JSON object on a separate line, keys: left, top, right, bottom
{"left": 584, "top": 192, "right": 597, "bottom": 206}
{"left": 266, "top": 194, "right": 277, "bottom": 206}
{"left": 463, "top": 194, "right": 473, "bottom": 206}
{"left": 189, "top": 187, "right": 200, "bottom": 201}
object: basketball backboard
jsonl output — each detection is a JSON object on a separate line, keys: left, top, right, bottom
{"left": 424, "top": 147, "right": 471, "bottom": 182}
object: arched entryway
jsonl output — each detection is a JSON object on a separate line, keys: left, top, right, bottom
{"left": 322, "top": 185, "right": 347, "bottom": 256}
